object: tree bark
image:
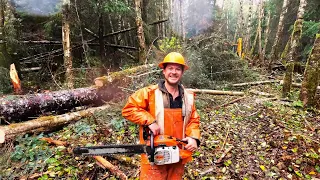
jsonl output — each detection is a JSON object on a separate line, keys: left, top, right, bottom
{"left": 0, "top": 87, "right": 116, "bottom": 121}
{"left": 99, "top": 13, "right": 106, "bottom": 63}
{"left": 1, "top": 64, "right": 157, "bottom": 121}
{"left": 262, "top": 10, "right": 271, "bottom": 64}
{"left": 0, "top": 105, "right": 111, "bottom": 142}
{"left": 244, "top": 0, "right": 253, "bottom": 56}
{"left": 0, "top": 0, "right": 10, "bottom": 69}
{"left": 258, "top": 1, "right": 264, "bottom": 64}
{"left": 249, "top": 0, "right": 262, "bottom": 63}
{"left": 269, "top": 0, "right": 289, "bottom": 69}
{"left": 62, "top": 0, "right": 73, "bottom": 89}
{"left": 135, "top": 0, "right": 147, "bottom": 63}
{"left": 282, "top": 0, "right": 307, "bottom": 98}
{"left": 300, "top": 34, "right": 320, "bottom": 107}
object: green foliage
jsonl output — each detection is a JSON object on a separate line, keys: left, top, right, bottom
{"left": 182, "top": 35, "right": 258, "bottom": 88}
{"left": 292, "top": 100, "right": 303, "bottom": 108}
{"left": 0, "top": 67, "right": 12, "bottom": 94}
{"left": 303, "top": 21, "right": 320, "bottom": 39}
{"left": 159, "top": 37, "right": 182, "bottom": 53}
{"left": 69, "top": 121, "right": 96, "bottom": 137}
{"left": 11, "top": 134, "right": 52, "bottom": 162}
{"left": 263, "top": 101, "right": 274, "bottom": 107}
{"left": 111, "top": 118, "right": 126, "bottom": 130}
{"left": 103, "top": 0, "right": 131, "bottom": 14}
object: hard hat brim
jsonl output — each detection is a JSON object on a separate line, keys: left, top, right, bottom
{"left": 158, "top": 62, "right": 189, "bottom": 70}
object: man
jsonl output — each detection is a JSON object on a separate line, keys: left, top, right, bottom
{"left": 122, "top": 52, "right": 200, "bottom": 180}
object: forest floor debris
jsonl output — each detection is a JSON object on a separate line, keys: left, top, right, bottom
{"left": 0, "top": 82, "right": 319, "bottom": 180}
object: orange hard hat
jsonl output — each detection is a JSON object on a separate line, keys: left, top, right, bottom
{"left": 158, "top": 52, "right": 189, "bottom": 70}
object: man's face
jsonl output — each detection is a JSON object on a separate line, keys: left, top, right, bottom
{"left": 163, "top": 63, "right": 184, "bottom": 86}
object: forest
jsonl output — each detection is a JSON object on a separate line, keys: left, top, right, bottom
{"left": 0, "top": 0, "right": 319, "bottom": 179}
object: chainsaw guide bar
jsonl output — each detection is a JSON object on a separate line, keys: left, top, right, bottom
{"left": 73, "top": 144, "right": 148, "bottom": 156}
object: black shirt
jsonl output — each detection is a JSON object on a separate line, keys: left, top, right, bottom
{"left": 158, "top": 80, "right": 183, "bottom": 108}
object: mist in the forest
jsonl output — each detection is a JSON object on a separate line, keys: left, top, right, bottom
{"left": 171, "top": 0, "right": 214, "bottom": 38}
{"left": 10, "top": 0, "right": 60, "bottom": 16}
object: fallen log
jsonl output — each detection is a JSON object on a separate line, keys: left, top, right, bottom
{"left": 1, "top": 65, "right": 152, "bottom": 121}
{"left": 94, "top": 156, "right": 128, "bottom": 180}
{"left": 232, "top": 80, "right": 280, "bottom": 87}
{"left": 0, "top": 105, "right": 110, "bottom": 143}
{"left": 0, "top": 86, "right": 115, "bottom": 121}
{"left": 233, "top": 80, "right": 320, "bottom": 90}
{"left": 94, "top": 64, "right": 156, "bottom": 87}
{"left": 186, "top": 88, "right": 245, "bottom": 96}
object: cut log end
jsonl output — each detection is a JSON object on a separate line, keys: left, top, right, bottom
{"left": 0, "top": 129, "right": 5, "bottom": 143}
{"left": 94, "top": 79, "right": 104, "bottom": 87}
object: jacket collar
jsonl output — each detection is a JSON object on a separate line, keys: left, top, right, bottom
{"left": 158, "top": 80, "right": 184, "bottom": 97}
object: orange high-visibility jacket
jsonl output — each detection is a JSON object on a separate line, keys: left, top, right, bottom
{"left": 122, "top": 84, "right": 200, "bottom": 144}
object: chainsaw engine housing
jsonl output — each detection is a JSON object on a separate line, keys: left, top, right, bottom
{"left": 153, "top": 146, "right": 180, "bottom": 165}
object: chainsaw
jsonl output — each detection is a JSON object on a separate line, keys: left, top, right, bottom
{"left": 73, "top": 127, "right": 192, "bottom": 165}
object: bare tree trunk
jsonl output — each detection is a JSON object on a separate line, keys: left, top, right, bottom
{"left": 258, "top": 1, "right": 264, "bottom": 65}
{"left": 179, "top": 0, "right": 185, "bottom": 40}
{"left": 300, "top": 34, "right": 320, "bottom": 107}
{"left": 107, "top": 14, "right": 117, "bottom": 44}
{"left": 269, "top": 0, "right": 289, "bottom": 69}
{"left": 99, "top": 13, "right": 106, "bottom": 63}
{"left": 0, "top": 0, "right": 10, "bottom": 69}
{"left": 74, "top": 0, "right": 90, "bottom": 67}
{"left": 135, "top": 0, "right": 147, "bottom": 63}
{"left": 244, "top": 0, "right": 253, "bottom": 56}
{"left": 282, "top": 0, "right": 307, "bottom": 98}
{"left": 62, "top": 0, "right": 73, "bottom": 89}
{"left": 162, "top": 0, "right": 166, "bottom": 37}
{"left": 262, "top": 10, "right": 271, "bottom": 65}
{"left": 238, "top": 0, "right": 244, "bottom": 38}
{"left": 249, "top": 0, "right": 262, "bottom": 64}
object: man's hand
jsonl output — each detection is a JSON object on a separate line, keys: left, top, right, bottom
{"left": 182, "top": 137, "right": 198, "bottom": 152}
{"left": 148, "top": 122, "right": 160, "bottom": 136}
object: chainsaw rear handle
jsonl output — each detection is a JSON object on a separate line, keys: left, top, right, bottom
{"left": 142, "top": 126, "right": 155, "bottom": 163}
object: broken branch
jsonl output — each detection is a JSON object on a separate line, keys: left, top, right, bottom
{"left": 93, "top": 156, "right": 128, "bottom": 180}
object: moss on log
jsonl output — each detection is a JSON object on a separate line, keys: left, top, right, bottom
{"left": 94, "top": 64, "right": 156, "bottom": 87}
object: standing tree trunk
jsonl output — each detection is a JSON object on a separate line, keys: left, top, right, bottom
{"left": 258, "top": 1, "right": 264, "bottom": 65}
{"left": 233, "top": 0, "right": 244, "bottom": 45}
{"left": 282, "top": 0, "right": 307, "bottom": 98}
{"left": 269, "top": 0, "right": 289, "bottom": 69}
{"left": 0, "top": 0, "right": 10, "bottom": 69}
{"left": 135, "top": 0, "right": 147, "bottom": 63}
{"left": 244, "top": 0, "right": 253, "bottom": 56}
{"left": 249, "top": 0, "right": 262, "bottom": 62}
{"left": 300, "top": 34, "right": 320, "bottom": 107}
{"left": 62, "top": 0, "right": 73, "bottom": 89}
{"left": 99, "top": 13, "right": 106, "bottom": 63}
{"left": 262, "top": 10, "right": 271, "bottom": 65}
{"left": 179, "top": 0, "right": 185, "bottom": 41}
